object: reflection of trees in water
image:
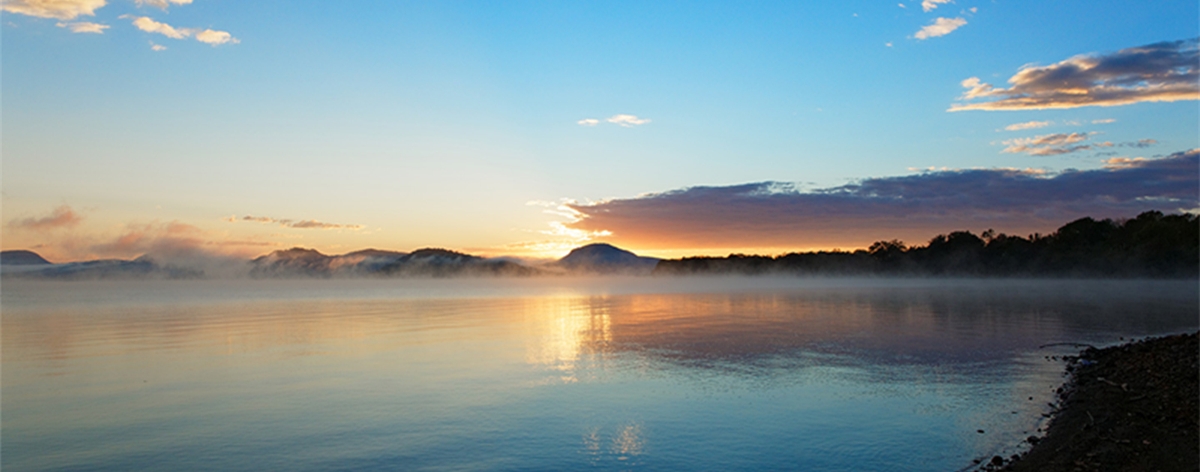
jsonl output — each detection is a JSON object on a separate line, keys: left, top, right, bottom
{"left": 556, "top": 281, "right": 1197, "bottom": 373}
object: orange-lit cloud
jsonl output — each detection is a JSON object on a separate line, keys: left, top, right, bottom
{"left": 2, "top": 0, "right": 105, "bottom": 20}
{"left": 914, "top": 17, "right": 965, "bottom": 40}
{"left": 126, "top": 15, "right": 240, "bottom": 45}
{"left": 129, "top": 15, "right": 186, "bottom": 38}
{"left": 1000, "top": 133, "right": 1156, "bottom": 156}
{"left": 134, "top": 0, "right": 191, "bottom": 10}
{"left": 951, "top": 39, "right": 1199, "bottom": 111}
{"left": 7, "top": 205, "right": 84, "bottom": 231}
{"left": 1003, "top": 121, "right": 1052, "bottom": 131}
{"left": 3, "top": 206, "right": 288, "bottom": 262}
{"left": 230, "top": 215, "right": 364, "bottom": 231}
{"left": 56, "top": 21, "right": 108, "bottom": 33}
{"left": 195, "top": 29, "right": 238, "bottom": 45}
{"left": 562, "top": 150, "right": 1199, "bottom": 253}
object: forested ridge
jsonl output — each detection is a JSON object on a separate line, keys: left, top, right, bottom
{"left": 653, "top": 211, "right": 1199, "bottom": 277}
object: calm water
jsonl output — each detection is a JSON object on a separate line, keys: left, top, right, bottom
{"left": 3, "top": 278, "right": 1197, "bottom": 471}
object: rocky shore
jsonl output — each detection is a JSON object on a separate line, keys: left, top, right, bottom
{"left": 987, "top": 332, "right": 1198, "bottom": 472}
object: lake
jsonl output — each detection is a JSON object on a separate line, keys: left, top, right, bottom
{"left": 3, "top": 278, "right": 1196, "bottom": 471}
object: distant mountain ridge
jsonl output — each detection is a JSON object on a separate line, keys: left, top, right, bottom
{"left": 0, "top": 252, "right": 201, "bottom": 279}
{"left": 6, "top": 212, "right": 1195, "bottom": 280}
{"left": 248, "top": 247, "right": 537, "bottom": 278}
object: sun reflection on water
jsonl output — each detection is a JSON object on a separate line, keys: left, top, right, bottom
{"left": 524, "top": 297, "right": 612, "bottom": 382}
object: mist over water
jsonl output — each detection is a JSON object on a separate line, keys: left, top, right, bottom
{"left": 3, "top": 278, "right": 1196, "bottom": 471}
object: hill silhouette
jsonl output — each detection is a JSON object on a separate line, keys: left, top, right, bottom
{"left": 248, "top": 247, "right": 538, "bottom": 278}
{"left": 0, "top": 250, "right": 52, "bottom": 265}
{"left": 4, "top": 211, "right": 1195, "bottom": 279}
{"left": 551, "top": 243, "right": 660, "bottom": 274}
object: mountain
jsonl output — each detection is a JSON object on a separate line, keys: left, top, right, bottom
{"left": 1, "top": 250, "right": 52, "bottom": 265}
{"left": 551, "top": 243, "right": 661, "bottom": 274}
{"left": 249, "top": 247, "right": 538, "bottom": 278}
{"left": 377, "top": 248, "right": 540, "bottom": 277}
{"left": 2, "top": 255, "right": 202, "bottom": 279}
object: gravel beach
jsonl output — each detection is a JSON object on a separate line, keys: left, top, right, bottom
{"left": 990, "top": 332, "right": 1199, "bottom": 472}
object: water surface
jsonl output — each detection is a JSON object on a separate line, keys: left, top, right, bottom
{"left": 4, "top": 278, "right": 1196, "bottom": 471}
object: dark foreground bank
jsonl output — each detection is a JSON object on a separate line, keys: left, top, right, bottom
{"left": 988, "top": 332, "right": 1199, "bottom": 472}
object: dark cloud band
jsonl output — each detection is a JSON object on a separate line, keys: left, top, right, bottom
{"left": 565, "top": 150, "right": 1199, "bottom": 250}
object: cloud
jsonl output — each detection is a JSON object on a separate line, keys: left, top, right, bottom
{"left": 130, "top": 15, "right": 187, "bottom": 39}
{"left": 577, "top": 115, "right": 652, "bottom": 128}
{"left": 194, "top": 28, "right": 239, "bottom": 45}
{"left": 921, "top": 0, "right": 953, "bottom": 12}
{"left": 290, "top": 220, "right": 360, "bottom": 230}
{"left": 1092, "top": 118, "right": 1116, "bottom": 124}
{"left": 1, "top": 0, "right": 105, "bottom": 20}
{"left": 1102, "top": 157, "right": 1152, "bottom": 169}
{"left": 951, "top": 39, "right": 1200, "bottom": 111}
{"left": 1000, "top": 133, "right": 1156, "bottom": 156}
{"left": 91, "top": 221, "right": 204, "bottom": 257}
{"left": 7, "top": 205, "right": 84, "bottom": 231}
{"left": 127, "top": 16, "right": 240, "bottom": 45}
{"left": 56, "top": 21, "right": 108, "bottom": 33}
{"left": 914, "top": 17, "right": 966, "bottom": 40}
{"left": 1003, "top": 121, "right": 1053, "bottom": 131}
{"left": 606, "top": 114, "right": 651, "bottom": 127}
{"left": 561, "top": 150, "right": 1199, "bottom": 251}
{"left": 150, "top": 42, "right": 167, "bottom": 51}
{"left": 1001, "top": 132, "right": 1090, "bottom": 155}
{"left": 233, "top": 215, "right": 364, "bottom": 231}
{"left": 134, "top": 0, "right": 191, "bottom": 9}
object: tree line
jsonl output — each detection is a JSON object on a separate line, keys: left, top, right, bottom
{"left": 653, "top": 211, "right": 1199, "bottom": 277}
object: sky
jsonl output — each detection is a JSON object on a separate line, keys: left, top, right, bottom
{"left": 2, "top": 0, "right": 1198, "bottom": 262}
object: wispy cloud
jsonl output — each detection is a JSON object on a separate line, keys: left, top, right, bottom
{"left": 1001, "top": 132, "right": 1090, "bottom": 155}
{"left": 231, "top": 215, "right": 364, "bottom": 231}
{"left": 921, "top": 0, "right": 953, "bottom": 12}
{"left": 951, "top": 39, "right": 1200, "bottom": 111}
{"left": 1092, "top": 118, "right": 1116, "bottom": 124}
{"left": 999, "top": 133, "right": 1155, "bottom": 156}
{"left": 7, "top": 205, "right": 84, "bottom": 231}
{"left": 1, "top": 0, "right": 105, "bottom": 20}
{"left": 606, "top": 114, "right": 651, "bottom": 127}
{"left": 914, "top": 17, "right": 966, "bottom": 40}
{"left": 56, "top": 21, "right": 108, "bottom": 33}
{"left": 561, "top": 150, "right": 1199, "bottom": 251}
{"left": 91, "top": 221, "right": 203, "bottom": 257}
{"left": 127, "top": 15, "right": 240, "bottom": 45}
{"left": 134, "top": 0, "right": 191, "bottom": 10}
{"left": 130, "top": 15, "right": 187, "bottom": 39}
{"left": 1003, "top": 121, "right": 1053, "bottom": 131}
{"left": 150, "top": 42, "right": 167, "bottom": 51}
{"left": 577, "top": 114, "right": 652, "bottom": 128}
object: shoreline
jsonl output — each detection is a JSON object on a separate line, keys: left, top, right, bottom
{"left": 983, "top": 332, "right": 1199, "bottom": 471}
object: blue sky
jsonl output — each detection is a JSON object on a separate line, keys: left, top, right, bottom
{"left": 3, "top": 0, "right": 1197, "bottom": 260}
